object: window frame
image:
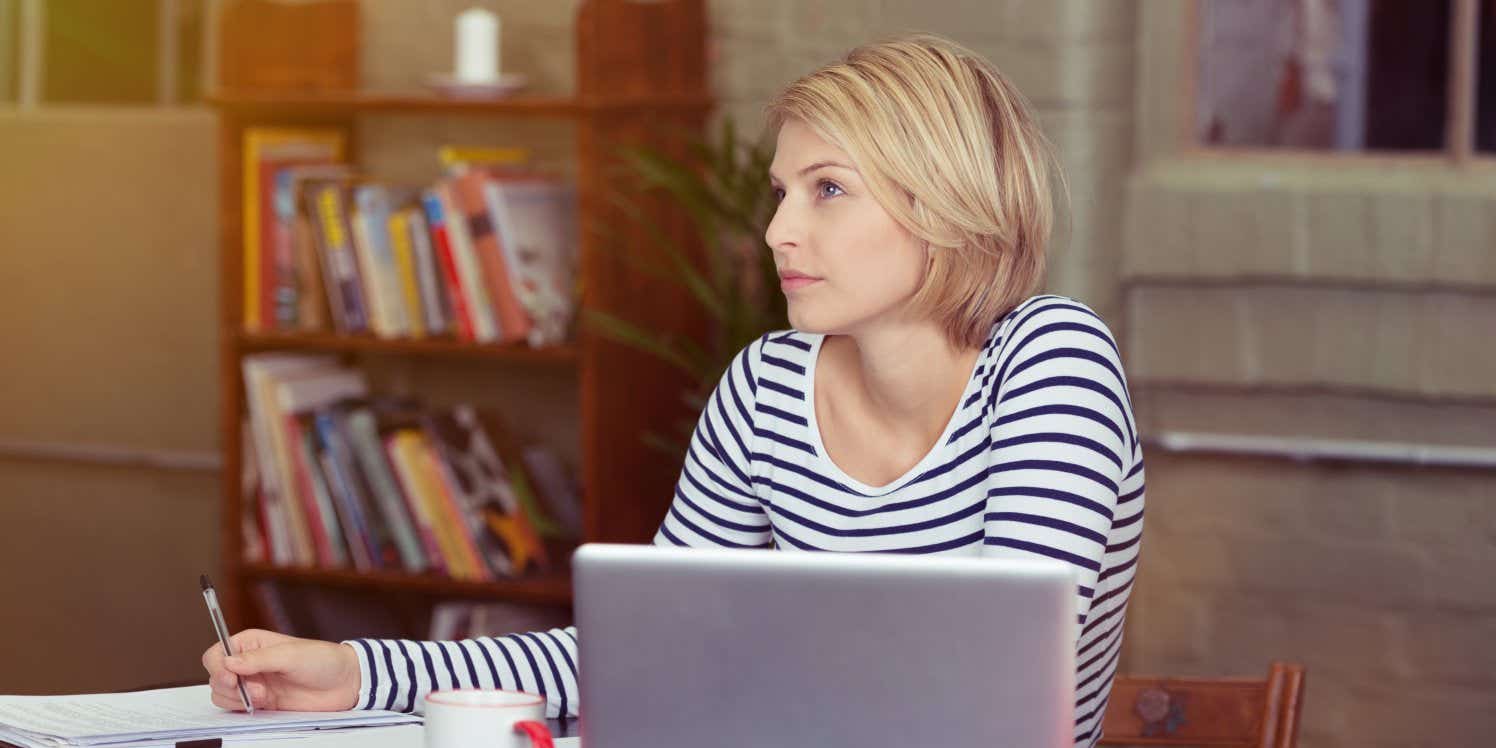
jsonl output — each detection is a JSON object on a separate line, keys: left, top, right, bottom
{"left": 4, "top": 0, "right": 212, "bottom": 111}
{"left": 1182, "top": 0, "right": 1491, "bottom": 166}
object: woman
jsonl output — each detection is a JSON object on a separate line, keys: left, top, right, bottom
{"left": 202, "top": 33, "right": 1144, "bottom": 747}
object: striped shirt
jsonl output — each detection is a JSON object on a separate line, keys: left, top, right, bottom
{"left": 348, "top": 294, "right": 1145, "bottom": 747}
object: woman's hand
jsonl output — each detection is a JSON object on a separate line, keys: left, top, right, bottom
{"left": 201, "top": 629, "right": 361, "bottom": 712}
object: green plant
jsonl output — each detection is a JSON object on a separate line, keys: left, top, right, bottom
{"left": 586, "top": 117, "right": 787, "bottom": 454}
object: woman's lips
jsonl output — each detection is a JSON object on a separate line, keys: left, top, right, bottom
{"left": 779, "top": 273, "right": 821, "bottom": 292}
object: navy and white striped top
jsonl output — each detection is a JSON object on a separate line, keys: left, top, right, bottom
{"left": 348, "top": 294, "right": 1145, "bottom": 747}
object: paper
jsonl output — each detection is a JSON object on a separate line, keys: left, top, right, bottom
{"left": 0, "top": 686, "right": 418, "bottom": 748}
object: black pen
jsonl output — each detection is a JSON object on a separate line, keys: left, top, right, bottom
{"left": 200, "top": 575, "right": 255, "bottom": 714}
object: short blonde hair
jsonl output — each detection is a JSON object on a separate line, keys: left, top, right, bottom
{"left": 766, "top": 34, "right": 1062, "bottom": 349}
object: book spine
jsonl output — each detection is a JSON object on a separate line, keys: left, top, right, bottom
{"left": 436, "top": 182, "right": 500, "bottom": 342}
{"left": 311, "top": 184, "right": 369, "bottom": 334}
{"left": 314, "top": 412, "right": 377, "bottom": 572}
{"left": 301, "top": 428, "right": 352, "bottom": 569}
{"left": 393, "top": 431, "right": 479, "bottom": 580}
{"left": 271, "top": 168, "right": 300, "bottom": 329}
{"left": 416, "top": 436, "right": 494, "bottom": 581}
{"left": 420, "top": 190, "right": 474, "bottom": 341}
{"left": 349, "top": 213, "right": 391, "bottom": 338}
{"left": 405, "top": 209, "right": 449, "bottom": 336}
{"left": 384, "top": 432, "right": 450, "bottom": 576}
{"left": 345, "top": 410, "right": 429, "bottom": 574}
{"left": 455, "top": 172, "right": 532, "bottom": 343}
{"left": 243, "top": 134, "right": 264, "bottom": 331}
{"left": 388, "top": 209, "right": 427, "bottom": 339}
{"left": 353, "top": 185, "right": 411, "bottom": 338}
{"left": 287, "top": 415, "right": 337, "bottom": 567}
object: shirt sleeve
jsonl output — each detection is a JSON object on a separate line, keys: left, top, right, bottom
{"left": 653, "top": 336, "right": 774, "bottom": 548}
{"left": 345, "top": 627, "right": 580, "bottom": 718}
{"left": 978, "top": 299, "right": 1142, "bottom": 747}
{"left": 981, "top": 301, "right": 1133, "bottom": 621}
{"left": 345, "top": 340, "right": 775, "bottom": 719}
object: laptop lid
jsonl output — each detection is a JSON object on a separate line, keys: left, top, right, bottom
{"left": 574, "top": 543, "right": 1077, "bottom": 748}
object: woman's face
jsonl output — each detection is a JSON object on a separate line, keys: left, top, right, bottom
{"left": 765, "top": 119, "right": 927, "bottom": 336}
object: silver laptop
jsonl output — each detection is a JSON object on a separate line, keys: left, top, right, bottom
{"left": 573, "top": 543, "right": 1077, "bottom": 747}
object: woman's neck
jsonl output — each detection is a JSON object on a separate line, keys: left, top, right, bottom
{"left": 823, "top": 319, "right": 982, "bottom": 441}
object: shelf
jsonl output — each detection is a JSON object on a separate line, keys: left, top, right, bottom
{"left": 240, "top": 563, "right": 574, "bottom": 606}
{"left": 207, "top": 89, "right": 713, "bottom": 118}
{"left": 238, "top": 331, "right": 580, "bottom": 364}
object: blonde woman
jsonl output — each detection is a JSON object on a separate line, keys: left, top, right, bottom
{"left": 202, "top": 33, "right": 1144, "bottom": 747}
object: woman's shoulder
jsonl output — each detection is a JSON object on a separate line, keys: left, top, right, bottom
{"left": 715, "top": 329, "right": 819, "bottom": 399}
{"left": 988, "top": 294, "right": 1119, "bottom": 355}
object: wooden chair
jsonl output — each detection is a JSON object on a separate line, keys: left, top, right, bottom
{"left": 1099, "top": 661, "right": 1306, "bottom": 747}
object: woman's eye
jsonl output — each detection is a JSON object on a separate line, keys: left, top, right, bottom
{"left": 817, "top": 180, "right": 844, "bottom": 199}
{"left": 771, "top": 186, "right": 785, "bottom": 203}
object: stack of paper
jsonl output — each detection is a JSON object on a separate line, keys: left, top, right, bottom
{"left": 0, "top": 686, "right": 420, "bottom": 748}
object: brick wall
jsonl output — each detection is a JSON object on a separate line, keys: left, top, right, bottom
{"left": 1125, "top": 2, "right": 1496, "bottom": 746}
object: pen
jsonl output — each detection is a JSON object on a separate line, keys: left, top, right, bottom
{"left": 200, "top": 574, "right": 255, "bottom": 714}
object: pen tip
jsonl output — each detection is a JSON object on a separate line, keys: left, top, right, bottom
{"left": 200, "top": 574, "right": 212, "bottom": 591}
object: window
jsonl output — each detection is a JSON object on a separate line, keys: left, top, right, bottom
{"left": 1195, "top": 0, "right": 1493, "bottom": 158}
{"left": 0, "top": 0, "right": 205, "bottom": 108}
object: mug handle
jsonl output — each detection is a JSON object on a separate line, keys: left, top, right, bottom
{"left": 513, "top": 720, "right": 554, "bottom": 748}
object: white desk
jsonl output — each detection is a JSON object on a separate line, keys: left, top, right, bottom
{"left": 227, "top": 724, "right": 578, "bottom": 748}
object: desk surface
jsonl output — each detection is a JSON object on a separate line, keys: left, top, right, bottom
{"left": 0, "top": 719, "right": 578, "bottom": 748}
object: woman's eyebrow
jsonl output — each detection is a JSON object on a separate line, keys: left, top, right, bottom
{"left": 769, "top": 160, "right": 857, "bottom": 182}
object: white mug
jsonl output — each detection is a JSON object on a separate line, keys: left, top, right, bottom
{"left": 424, "top": 689, "right": 554, "bottom": 748}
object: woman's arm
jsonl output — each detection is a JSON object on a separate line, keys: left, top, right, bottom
{"left": 978, "top": 299, "right": 1144, "bottom": 744}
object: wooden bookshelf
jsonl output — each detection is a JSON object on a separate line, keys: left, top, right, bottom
{"left": 238, "top": 331, "right": 582, "bottom": 365}
{"left": 212, "top": 0, "right": 709, "bottom": 634}
{"left": 240, "top": 564, "right": 574, "bottom": 606}
{"left": 208, "top": 90, "right": 713, "bottom": 118}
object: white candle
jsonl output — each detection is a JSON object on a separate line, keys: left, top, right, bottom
{"left": 454, "top": 8, "right": 500, "bottom": 83}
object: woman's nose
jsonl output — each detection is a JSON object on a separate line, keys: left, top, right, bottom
{"left": 764, "top": 200, "right": 799, "bottom": 254}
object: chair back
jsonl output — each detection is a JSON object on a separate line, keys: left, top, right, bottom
{"left": 1099, "top": 661, "right": 1306, "bottom": 747}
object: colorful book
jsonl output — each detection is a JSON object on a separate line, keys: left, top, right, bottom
{"left": 437, "top": 181, "right": 500, "bottom": 342}
{"left": 351, "top": 184, "right": 410, "bottom": 338}
{"left": 388, "top": 209, "right": 427, "bottom": 339}
{"left": 483, "top": 177, "right": 579, "bottom": 347}
{"left": 344, "top": 406, "right": 429, "bottom": 574}
{"left": 405, "top": 209, "right": 449, "bottom": 336}
{"left": 420, "top": 189, "right": 474, "bottom": 341}
{"left": 454, "top": 170, "right": 531, "bottom": 343}
{"left": 242, "top": 128, "right": 345, "bottom": 331}
{"left": 307, "top": 182, "right": 369, "bottom": 334}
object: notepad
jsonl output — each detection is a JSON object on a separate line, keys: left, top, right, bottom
{"left": 0, "top": 686, "right": 420, "bottom": 748}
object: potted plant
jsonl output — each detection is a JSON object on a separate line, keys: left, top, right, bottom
{"left": 587, "top": 118, "right": 787, "bottom": 454}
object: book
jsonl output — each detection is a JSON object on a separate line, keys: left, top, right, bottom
{"left": 385, "top": 430, "right": 474, "bottom": 579}
{"left": 343, "top": 406, "right": 429, "bottom": 574}
{"left": 436, "top": 181, "right": 500, "bottom": 342}
{"left": 454, "top": 170, "right": 531, "bottom": 343}
{"left": 424, "top": 406, "right": 549, "bottom": 573}
{"left": 420, "top": 189, "right": 474, "bottom": 340}
{"left": 275, "top": 368, "right": 369, "bottom": 567}
{"left": 242, "top": 354, "right": 339, "bottom": 565}
{"left": 350, "top": 183, "right": 411, "bottom": 338}
{"left": 281, "top": 164, "right": 356, "bottom": 331}
{"left": 242, "top": 128, "right": 346, "bottom": 331}
{"left": 388, "top": 208, "right": 427, "bottom": 339}
{"left": 405, "top": 208, "right": 450, "bottom": 336}
{"left": 483, "top": 176, "right": 579, "bottom": 346}
{"left": 312, "top": 410, "right": 377, "bottom": 572}
{"left": 307, "top": 181, "right": 369, "bottom": 334}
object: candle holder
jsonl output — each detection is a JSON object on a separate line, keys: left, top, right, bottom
{"left": 426, "top": 6, "right": 528, "bottom": 99}
{"left": 425, "top": 71, "right": 529, "bottom": 99}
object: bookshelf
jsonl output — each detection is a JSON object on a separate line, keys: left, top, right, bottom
{"left": 211, "top": 0, "right": 710, "bottom": 633}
